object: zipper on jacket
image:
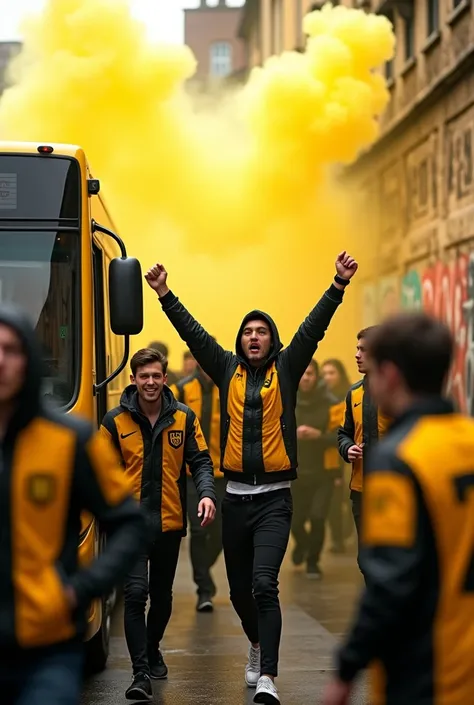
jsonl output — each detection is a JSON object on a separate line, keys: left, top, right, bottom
{"left": 248, "top": 367, "right": 261, "bottom": 476}
{"left": 150, "top": 417, "right": 174, "bottom": 517}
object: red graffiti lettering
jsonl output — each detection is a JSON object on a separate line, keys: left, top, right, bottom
{"left": 421, "top": 255, "right": 468, "bottom": 412}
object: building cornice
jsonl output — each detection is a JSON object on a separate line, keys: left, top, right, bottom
{"left": 344, "top": 42, "right": 474, "bottom": 175}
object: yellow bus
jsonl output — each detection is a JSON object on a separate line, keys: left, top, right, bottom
{"left": 0, "top": 141, "right": 143, "bottom": 671}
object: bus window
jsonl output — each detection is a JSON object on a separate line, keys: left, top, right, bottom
{"left": 0, "top": 154, "right": 80, "bottom": 220}
{"left": 0, "top": 231, "right": 78, "bottom": 407}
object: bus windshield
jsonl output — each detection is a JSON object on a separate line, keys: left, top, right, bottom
{"left": 0, "top": 231, "right": 79, "bottom": 407}
{"left": 0, "top": 154, "right": 80, "bottom": 219}
{"left": 0, "top": 153, "right": 81, "bottom": 407}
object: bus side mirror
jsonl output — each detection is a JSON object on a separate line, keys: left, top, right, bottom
{"left": 109, "top": 257, "right": 143, "bottom": 336}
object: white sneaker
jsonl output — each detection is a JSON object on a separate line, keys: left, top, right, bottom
{"left": 253, "top": 675, "right": 280, "bottom": 704}
{"left": 244, "top": 645, "right": 260, "bottom": 687}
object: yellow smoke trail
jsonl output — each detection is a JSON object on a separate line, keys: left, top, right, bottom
{"left": 0, "top": 0, "right": 394, "bottom": 374}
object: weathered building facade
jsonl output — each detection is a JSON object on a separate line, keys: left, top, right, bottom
{"left": 239, "top": 0, "right": 474, "bottom": 411}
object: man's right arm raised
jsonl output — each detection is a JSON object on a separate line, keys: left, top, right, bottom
{"left": 145, "top": 263, "right": 232, "bottom": 385}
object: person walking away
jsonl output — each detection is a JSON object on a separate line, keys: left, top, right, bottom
{"left": 0, "top": 304, "right": 146, "bottom": 705}
{"left": 324, "top": 312, "right": 474, "bottom": 705}
{"left": 144, "top": 251, "right": 358, "bottom": 704}
{"left": 100, "top": 348, "right": 216, "bottom": 702}
{"left": 337, "top": 328, "right": 391, "bottom": 578}
{"left": 170, "top": 360, "right": 225, "bottom": 612}
{"left": 291, "top": 359, "right": 342, "bottom": 579}
{"left": 321, "top": 359, "right": 352, "bottom": 554}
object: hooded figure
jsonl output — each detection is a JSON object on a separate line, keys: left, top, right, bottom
{"left": 0, "top": 303, "right": 44, "bottom": 431}
{"left": 0, "top": 304, "right": 145, "bottom": 705}
{"left": 157, "top": 299, "right": 343, "bottom": 486}
{"left": 147, "top": 251, "right": 357, "bottom": 704}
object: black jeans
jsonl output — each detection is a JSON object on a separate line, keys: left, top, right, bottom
{"left": 0, "top": 643, "right": 83, "bottom": 705}
{"left": 291, "top": 472, "right": 334, "bottom": 564}
{"left": 123, "top": 531, "right": 182, "bottom": 675}
{"left": 222, "top": 488, "right": 292, "bottom": 678}
{"left": 351, "top": 490, "right": 365, "bottom": 581}
{"left": 328, "top": 479, "right": 344, "bottom": 547}
{"left": 187, "top": 477, "right": 226, "bottom": 597}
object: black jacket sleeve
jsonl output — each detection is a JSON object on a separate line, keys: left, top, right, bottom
{"left": 69, "top": 427, "right": 146, "bottom": 608}
{"left": 337, "top": 450, "right": 423, "bottom": 682}
{"left": 337, "top": 390, "right": 355, "bottom": 462}
{"left": 279, "top": 284, "right": 345, "bottom": 387}
{"left": 159, "top": 290, "right": 233, "bottom": 386}
{"left": 184, "top": 409, "right": 216, "bottom": 504}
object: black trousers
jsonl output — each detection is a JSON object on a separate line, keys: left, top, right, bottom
{"left": 123, "top": 531, "right": 182, "bottom": 675}
{"left": 328, "top": 479, "right": 344, "bottom": 546}
{"left": 351, "top": 490, "right": 365, "bottom": 581}
{"left": 187, "top": 477, "right": 226, "bottom": 597}
{"left": 291, "top": 472, "right": 335, "bottom": 564}
{"left": 222, "top": 488, "right": 293, "bottom": 678}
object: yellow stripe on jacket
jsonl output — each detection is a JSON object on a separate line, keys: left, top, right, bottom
{"left": 324, "top": 400, "right": 345, "bottom": 471}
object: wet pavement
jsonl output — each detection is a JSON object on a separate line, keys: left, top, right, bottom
{"left": 81, "top": 537, "right": 368, "bottom": 704}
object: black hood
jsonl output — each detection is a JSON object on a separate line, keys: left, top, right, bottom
{"left": 0, "top": 303, "right": 44, "bottom": 430}
{"left": 235, "top": 310, "right": 283, "bottom": 364}
{"left": 120, "top": 382, "right": 177, "bottom": 417}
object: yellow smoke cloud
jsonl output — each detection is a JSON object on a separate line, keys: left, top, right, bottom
{"left": 0, "top": 0, "right": 394, "bottom": 374}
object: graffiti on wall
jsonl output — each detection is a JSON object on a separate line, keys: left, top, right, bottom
{"left": 401, "top": 254, "right": 471, "bottom": 413}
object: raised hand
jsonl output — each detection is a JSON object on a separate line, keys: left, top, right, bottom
{"left": 335, "top": 251, "right": 358, "bottom": 280}
{"left": 145, "top": 263, "right": 169, "bottom": 297}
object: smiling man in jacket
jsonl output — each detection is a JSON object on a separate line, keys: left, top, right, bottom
{"left": 0, "top": 305, "right": 146, "bottom": 705}
{"left": 144, "top": 252, "right": 358, "bottom": 705}
{"left": 100, "top": 347, "right": 216, "bottom": 702}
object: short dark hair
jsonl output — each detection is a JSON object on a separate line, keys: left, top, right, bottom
{"left": 365, "top": 313, "right": 453, "bottom": 395}
{"left": 148, "top": 341, "right": 168, "bottom": 357}
{"left": 131, "top": 348, "right": 168, "bottom": 377}
{"left": 183, "top": 350, "right": 194, "bottom": 361}
{"left": 357, "top": 326, "right": 377, "bottom": 340}
{"left": 308, "top": 358, "right": 319, "bottom": 376}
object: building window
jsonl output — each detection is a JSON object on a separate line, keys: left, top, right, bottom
{"left": 404, "top": 15, "right": 415, "bottom": 60}
{"left": 209, "top": 42, "right": 232, "bottom": 78}
{"left": 427, "top": 0, "right": 439, "bottom": 35}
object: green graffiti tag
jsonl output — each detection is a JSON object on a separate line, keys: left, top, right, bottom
{"left": 401, "top": 270, "right": 422, "bottom": 310}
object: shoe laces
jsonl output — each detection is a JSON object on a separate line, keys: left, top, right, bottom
{"left": 248, "top": 646, "right": 260, "bottom": 670}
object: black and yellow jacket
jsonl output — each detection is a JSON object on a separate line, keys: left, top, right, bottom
{"left": 0, "top": 306, "right": 146, "bottom": 651}
{"left": 337, "top": 377, "right": 391, "bottom": 492}
{"left": 337, "top": 398, "right": 474, "bottom": 705}
{"left": 100, "top": 384, "right": 216, "bottom": 534}
{"left": 295, "top": 381, "right": 345, "bottom": 475}
{"left": 159, "top": 285, "right": 345, "bottom": 485}
{"left": 170, "top": 372, "right": 223, "bottom": 478}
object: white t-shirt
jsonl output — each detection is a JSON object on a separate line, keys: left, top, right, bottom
{"left": 226, "top": 479, "right": 291, "bottom": 495}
